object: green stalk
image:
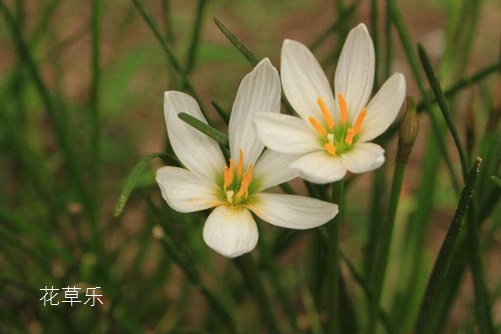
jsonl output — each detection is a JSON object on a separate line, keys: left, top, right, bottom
{"left": 146, "top": 201, "right": 238, "bottom": 333}
{"left": 384, "top": 0, "right": 392, "bottom": 78}
{"left": 186, "top": 0, "right": 207, "bottom": 73}
{"left": 260, "top": 237, "right": 300, "bottom": 333}
{"left": 178, "top": 112, "right": 229, "bottom": 146}
{"left": 415, "top": 157, "right": 482, "bottom": 333}
{"left": 309, "top": 0, "right": 361, "bottom": 51}
{"left": 368, "top": 163, "right": 405, "bottom": 332}
{"left": 370, "top": 0, "right": 380, "bottom": 89}
{"left": 0, "top": 1, "right": 95, "bottom": 221}
{"left": 369, "top": 97, "right": 418, "bottom": 332}
{"left": 234, "top": 254, "right": 280, "bottom": 333}
{"left": 418, "top": 44, "right": 468, "bottom": 178}
{"left": 131, "top": 0, "right": 208, "bottom": 117}
{"left": 327, "top": 181, "right": 344, "bottom": 334}
{"left": 213, "top": 17, "right": 258, "bottom": 66}
{"left": 466, "top": 205, "right": 495, "bottom": 334}
{"left": 386, "top": 0, "right": 461, "bottom": 195}
{"left": 90, "top": 0, "right": 102, "bottom": 224}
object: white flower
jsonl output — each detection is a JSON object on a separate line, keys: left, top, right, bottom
{"left": 156, "top": 59, "right": 338, "bottom": 258}
{"left": 254, "top": 23, "right": 406, "bottom": 184}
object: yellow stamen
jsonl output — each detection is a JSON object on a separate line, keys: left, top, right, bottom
{"left": 323, "top": 142, "right": 337, "bottom": 156}
{"left": 308, "top": 116, "right": 328, "bottom": 136}
{"left": 237, "top": 149, "right": 244, "bottom": 177}
{"left": 317, "top": 98, "right": 335, "bottom": 129}
{"left": 236, "top": 164, "right": 253, "bottom": 199}
{"left": 345, "top": 108, "right": 367, "bottom": 145}
{"left": 223, "top": 159, "right": 235, "bottom": 190}
{"left": 338, "top": 93, "right": 349, "bottom": 125}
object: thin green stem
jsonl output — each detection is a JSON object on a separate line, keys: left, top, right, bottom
{"left": 213, "top": 17, "right": 258, "bottom": 66}
{"left": 370, "top": 0, "right": 380, "bottom": 89}
{"left": 234, "top": 254, "right": 280, "bottom": 333}
{"left": 90, "top": 0, "right": 102, "bottom": 218}
{"left": 309, "top": 0, "right": 361, "bottom": 51}
{"left": 186, "top": 0, "right": 207, "bottom": 73}
{"left": 466, "top": 204, "right": 495, "bottom": 334}
{"left": 146, "top": 200, "right": 238, "bottom": 333}
{"left": 369, "top": 162, "right": 406, "bottom": 332}
{"left": 415, "top": 157, "right": 482, "bottom": 333}
{"left": 387, "top": 0, "right": 462, "bottom": 195}
{"left": 178, "top": 112, "right": 229, "bottom": 146}
{"left": 131, "top": 0, "right": 208, "bottom": 118}
{"left": 418, "top": 44, "right": 469, "bottom": 178}
{"left": 0, "top": 0, "right": 95, "bottom": 221}
{"left": 327, "top": 181, "right": 344, "bottom": 334}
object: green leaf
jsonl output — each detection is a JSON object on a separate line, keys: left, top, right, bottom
{"left": 114, "top": 153, "right": 172, "bottom": 217}
{"left": 178, "top": 112, "right": 229, "bottom": 145}
{"left": 213, "top": 16, "right": 258, "bottom": 66}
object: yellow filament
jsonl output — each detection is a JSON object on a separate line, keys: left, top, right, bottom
{"left": 237, "top": 149, "right": 244, "bottom": 177}
{"left": 317, "top": 98, "right": 335, "bottom": 129}
{"left": 223, "top": 159, "right": 235, "bottom": 190}
{"left": 236, "top": 164, "right": 254, "bottom": 199}
{"left": 323, "top": 142, "right": 337, "bottom": 156}
{"left": 308, "top": 116, "right": 328, "bottom": 136}
{"left": 345, "top": 108, "right": 367, "bottom": 145}
{"left": 338, "top": 93, "right": 349, "bottom": 125}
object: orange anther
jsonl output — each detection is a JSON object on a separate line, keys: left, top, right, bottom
{"left": 352, "top": 108, "right": 367, "bottom": 134}
{"left": 236, "top": 164, "right": 254, "bottom": 199}
{"left": 308, "top": 116, "right": 328, "bottom": 136}
{"left": 338, "top": 93, "right": 349, "bottom": 125}
{"left": 223, "top": 159, "right": 234, "bottom": 190}
{"left": 317, "top": 98, "right": 335, "bottom": 129}
{"left": 323, "top": 142, "right": 337, "bottom": 156}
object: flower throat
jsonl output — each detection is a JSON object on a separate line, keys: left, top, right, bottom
{"left": 308, "top": 93, "right": 366, "bottom": 156}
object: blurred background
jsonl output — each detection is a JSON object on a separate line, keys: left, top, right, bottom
{"left": 1, "top": 0, "right": 501, "bottom": 332}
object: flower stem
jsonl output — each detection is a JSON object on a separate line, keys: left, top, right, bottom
{"left": 415, "top": 157, "right": 482, "bottom": 333}
{"left": 368, "top": 161, "right": 406, "bottom": 332}
{"left": 234, "top": 254, "right": 281, "bottom": 333}
{"left": 327, "top": 180, "right": 344, "bottom": 334}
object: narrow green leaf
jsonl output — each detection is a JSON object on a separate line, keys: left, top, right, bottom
{"left": 186, "top": 0, "right": 207, "bottom": 73}
{"left": 114, "top": 153, "right": 173, "bottom": 217}
{"left": 178, "top": 112, "right": 229, "bottom": 146}
{"left": 418, "top": 44, "right": 469, "bottom": 179}
{"left": 309, "top": 0, "right": 361, "bottom": 51}
{"left": 415, "top": 157, "right": 482, "bottom": 333}
{"left": 213, "top": 16, "right": 258, "bottom": 66}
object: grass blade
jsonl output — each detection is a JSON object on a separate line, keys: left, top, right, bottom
{"left": 213, "top": 16, "right": 258, "bottom": 66}
{"left": 418, "top": 44, "right": 469, "bottom": 178}
{"left": 415, "top": 157, "right": 482, "bottom": 333}
{"left": 114, "top": 153, "right": 176, "bottom": 217}
{"left": 178, "top": 112, "right": 229, "bottom": 145}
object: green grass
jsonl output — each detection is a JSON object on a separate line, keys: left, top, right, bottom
{"left": 1, "top": 0, "right": 501, "bottom": 333}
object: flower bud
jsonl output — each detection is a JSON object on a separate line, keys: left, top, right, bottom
{"left": 397, "top": 96, "right": 419, "bottom": 164}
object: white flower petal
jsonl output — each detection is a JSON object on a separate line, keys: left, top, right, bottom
{"left": 334, "top": 23, "right": 375, "bottom": 116}
{"left": 289, "top": 151, "right": 347, "bottom": 184}
{"left": 156, "top": 166, "right": 220, "bottom": 213}
{"left": 281, "top": 39, "right": 336, "bottom": 121}
{"left": 203, "top": 206, "right": 258, "bottom": 258}
{"left": 230, "top": 58, "right": 281, "bottom": 166}
{"left": 249, "top": 193, "right": 338, "bottom": 229}
{"left": 253, "top": 149, "right": 300, "bottom": 191}
{"left": 358, "top": 73, "right": 406, "bottom": 142}
{"left": 341, "top": 143, "right": 385, "bottom": 173}
{"left": 254, "top": 113, "right": 320, "bottom": 154}
{"left": 164, "top": 91, "right": 225, "bottom": 181}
